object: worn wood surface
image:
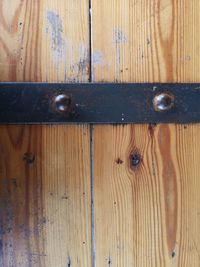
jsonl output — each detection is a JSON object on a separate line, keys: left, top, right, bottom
{"left": 91, "top": 0, "right": 200, "bottom": 266}
{"left": 0, "top": 1, "right": 91, "bottom": 267}
{"left": 0, "top": 0, "right": 89, "bottom": 82}
{"left": 1, "top": 0, "right": 200, "bottom": 266}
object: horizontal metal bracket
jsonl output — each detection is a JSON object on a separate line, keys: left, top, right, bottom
{"left": 0, "top": 82, "right": 200, "bottom": 124}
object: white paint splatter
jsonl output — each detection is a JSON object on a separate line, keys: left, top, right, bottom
{"left": 69, "top": 43, "right": 89, "bottom": 82}
{"left": 45, "top": 11, "right": 90, "bottom": 81}
{"left": 46, "top": 11, "right": 66, "bottom": 64}
{"left": 113, "top": 29, "right": 127, "bottom": 44}
{"left": 113, "top": 29, "right": 127, "bottom": 80}
{"left": 92, "top": 51, "right": 105, "bottom": 65}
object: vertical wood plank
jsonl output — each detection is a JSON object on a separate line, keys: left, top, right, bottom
{"left": 91, "top": 0, "right": 200, "bottom": 83}
{"left": 41, "top": 125, "right": 91, "bottom": 267}
{"left": 0, "top": 0, "right": 89, "bottom": 82}
{"left": 0, "top": 126, "right": 45, "bottom": 267}
{"left": 91, "top": 0, "right": 200, "bottom": 266}
{"left": 0, "top": 1, "right": 91, "bottom": 266}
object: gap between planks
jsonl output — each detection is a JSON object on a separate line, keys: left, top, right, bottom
{"left": 90, "top": 124, "right": 96, "bottom": 267}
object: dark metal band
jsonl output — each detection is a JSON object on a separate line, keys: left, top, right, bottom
{"left": 0, "top": 82, "right": 199, "bottom": 124}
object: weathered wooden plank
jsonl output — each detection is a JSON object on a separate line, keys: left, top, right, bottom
{"left": 91, "top": 0, "right": 200, "bottom": 83}
{"left": 92, "top": 0, "right": 200, "bottom": 266}
{"left": 0, "top": 126, "right": 45, "bottom": 267}
{"left": 41, "top": 125, "right": 91, "bottom": 267}
{"left": 0, "top": 0, "right": 89, "bottom": 82}
{"left": 0, "top": 1, "right": 91, "bottom": 266}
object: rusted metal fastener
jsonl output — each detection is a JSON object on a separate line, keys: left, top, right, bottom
{"left": 53, "top": 94, "right": 75, "bottom": 116}
{"left": 153, "top": 92, "right": 175, "bottom": 112}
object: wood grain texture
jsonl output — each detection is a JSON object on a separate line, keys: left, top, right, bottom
{"left": 93, "top": 124, "right": 200, "bottom": 266}
{"left": 91, "top": 0, "right": 200, "bottom": 83}
{"left": 0, "top": 0, "right": 89, "bottom": 82}
{"left": 0, "top": 126, "right": 45, "bottom": 267}
{"left": 91, "top": 0, "right": 200, "bottom": 266}
{"left": 0, "top": 0, "right": 91, "bottom": 267}
{"left": 0, "top": 126, "right": 91, "bottom": 267}
{"left": 41, "top": 125, "right": 91, "bottom": 267}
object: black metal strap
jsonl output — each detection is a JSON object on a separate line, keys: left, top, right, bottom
{"left": 0, "top": 83, "right": 199, "bottom": 124}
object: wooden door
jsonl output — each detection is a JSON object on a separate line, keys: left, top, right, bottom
{"left": 1, "top": 1, "right": 200, "bottom": 266}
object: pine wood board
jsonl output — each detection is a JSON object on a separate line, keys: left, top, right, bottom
{"left": 91, "top": 0, "right": 200, "bottom": 266}
{"left": 0, "top": 1, "right": 91, "bottom": 266}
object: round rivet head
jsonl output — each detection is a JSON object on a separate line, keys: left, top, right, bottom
{"left": 52, "top": 93, "right": 75, "bottom": 116}
{"left": 153, "top": 92, "right": 175, "bottom": 112}
{"left": 54, "top": 94, "right": 72, "bottom": 113}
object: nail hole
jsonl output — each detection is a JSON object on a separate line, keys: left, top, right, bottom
{"left": 23, "top": 153, "right": 35, "bottom": 164}
{"left": 148, "top": 123, "right": 157, "bottom": 137}
{"left": 172, "top": 251, "right": 176, "bottom": 258}
{"left": 108, "top": 257, "right": 112, "bottom": 266}
{"left": 116, "top": 158, "right": 123, "bottom": 164}
{"left": 131, "top": 153, "right": 141, "bottom": 167}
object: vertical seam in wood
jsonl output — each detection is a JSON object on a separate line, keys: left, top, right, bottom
{"left": 89, "top": 0, "right": 92, "bottom": 82}
{"left": 90, "top": 124, "right": 96, "bottom": 267}
{"left": 89, "top": 0, "right": 95, "bottom": 265}
{"left": 89, "top": 0, "right": 96, "bottom": 267}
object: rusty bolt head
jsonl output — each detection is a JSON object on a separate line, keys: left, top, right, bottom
{"left": 153, "top": 92, "right": 175, "bottom": 112}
